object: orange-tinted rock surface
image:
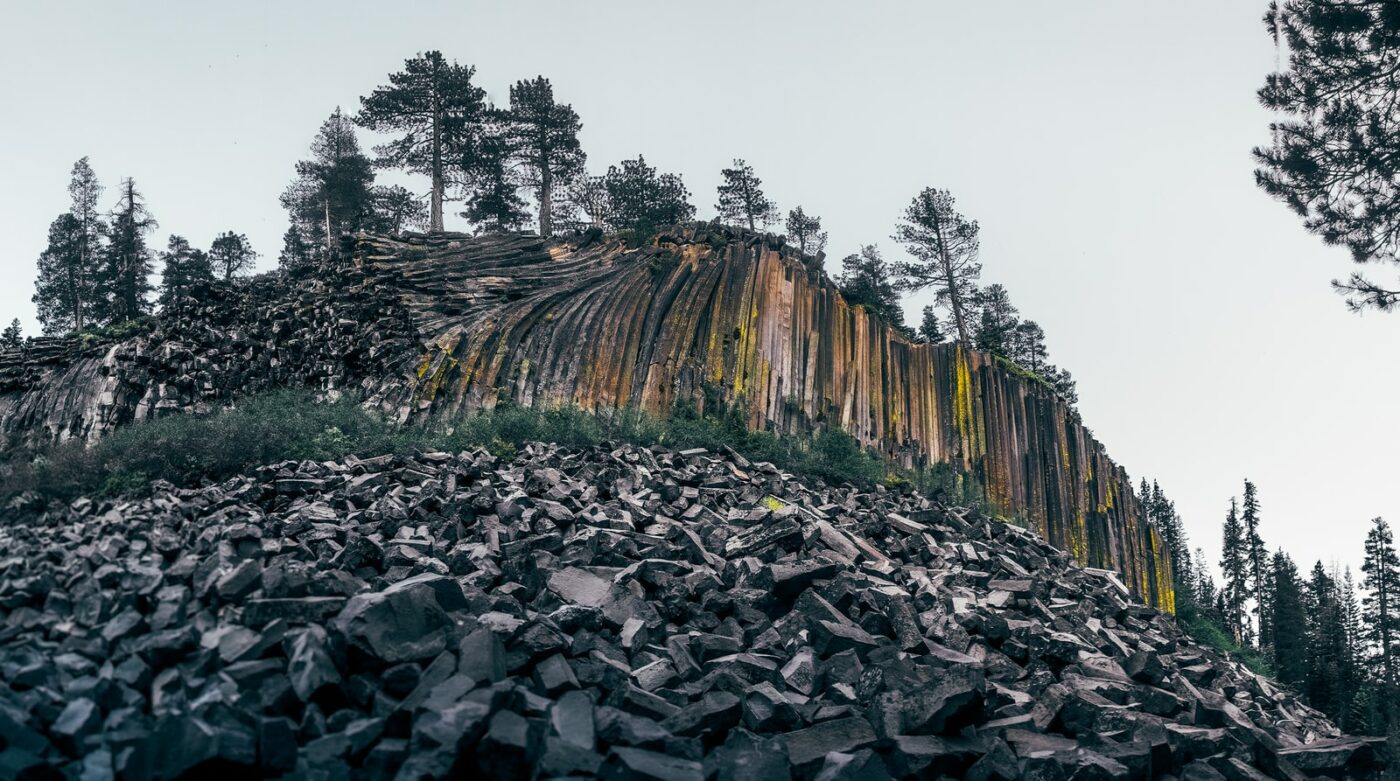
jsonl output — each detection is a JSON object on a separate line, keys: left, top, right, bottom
{"left": 355, "top": 225, "right": 1173, "bottom": 610}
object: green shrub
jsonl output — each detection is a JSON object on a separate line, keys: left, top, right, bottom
{"left": 0, "top": 390, "right": 982, "bottom": 504}
{"left": 0, "top": 390, "right": 406, "bottom": 501}
{"left": 798, "top": 429, "right": 885, "bottom": 485}
{"left": 1179, "top": 606, "right": 1273, "bottom": 677}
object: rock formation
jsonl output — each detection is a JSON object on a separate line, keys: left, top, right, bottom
{"left": 0, "top": 442, "right": 1379, "bottom": 779}
{"left": 0, "top": 225, "right": 1170, "bottom": 609}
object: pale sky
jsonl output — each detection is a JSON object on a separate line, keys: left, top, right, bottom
{"left": 2, "top": 2, "right": 1395, "bottom": 578}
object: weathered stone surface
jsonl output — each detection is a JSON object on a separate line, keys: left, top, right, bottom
{"left": 0, "top": 402, "right": 1372, "bottom": 777}
{"left": 0, "top": 225, "right": 1173, "bottom": 608}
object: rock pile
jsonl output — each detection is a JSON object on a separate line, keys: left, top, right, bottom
{"left": 0, "top": 228, "right": 1174, "bottom": 610}
{"left": 0, "top": 443, "right": 1384, "bottom": 779}
{"left": 0, "top": 263, "right": 419, "bottom": 449}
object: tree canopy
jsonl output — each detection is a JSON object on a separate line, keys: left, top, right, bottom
{"left": 503, "top": 76, "right": 585, "bottom": 238}
{"left": 159, "top": 235, "right": 214, "bottom": 306}
{"left": 33, "top": 213, "right": 88, "bottom": 334}
{"left": 837, "top": 245, "right": 910, "bottom": 335}
{"left": 0, "top": 319, "right": 20, "bottom": 349}
{"left": 890, "top": 188, "right": 981, "bottom": 345}
{"left": 715, "top": 159, "right": 777, "bottom": 231}
{"left": 209, "top": 231, "right": 256, "bottom": 280}
{"left": 357, "top": 52, "right": 487, "bottom": 232}
{"left": 281, "top": 109, "right": 376, "bottom": 255}
{"left": 1255, "top": 1, "right": 1400, "bottom": 311}
{"left": 103, "top": 178, "right": 157, "bottom": 323}
{"left": 601, "top": 156, "right": 695, "bottom": 237}
{"left": 461, "top": 130, "right": 530, "bottom": 234}
{"left": 785, "top": 206, "right": 828, "bottom": 259}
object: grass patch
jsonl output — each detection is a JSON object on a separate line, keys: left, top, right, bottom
{"left": 992, "top": 354, "right": 1057, "bottom": 396}
{"left": 0, "top": 391, "right": 986, "bottom": 506}
{"left": 1177, "top": 604, "right": 1274, "bottom": 677}
{"left": 1, "top": 391, "right": 410, "bottom": 501}
{"left": 75, "top": 317, "right": 156, "bottom": 348}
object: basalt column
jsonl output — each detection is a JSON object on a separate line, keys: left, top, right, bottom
{"left": 359, "top": 226, "right": 1173, "bottom": 611}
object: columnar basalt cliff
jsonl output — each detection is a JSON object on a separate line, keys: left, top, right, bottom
{"left": 0, "top": 225, "right": 1170, "bottom": 609}
{"left": 355, "top": 226, "right": 1172, "bottom": 612}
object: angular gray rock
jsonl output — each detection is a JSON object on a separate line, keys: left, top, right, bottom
{"left": 0, "top": 441, "right": 1379, "bottom": 779}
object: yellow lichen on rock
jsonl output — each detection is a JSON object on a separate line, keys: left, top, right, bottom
{"left": 356, "top": 226, "right": 1174, "bottom": 610}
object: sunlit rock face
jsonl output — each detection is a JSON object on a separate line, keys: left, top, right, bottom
{"left": 357, "top": 225, "right": 1172, "bottom": 611}
{"left": 0, "top": 224, "right": 1170, "bottom": 609}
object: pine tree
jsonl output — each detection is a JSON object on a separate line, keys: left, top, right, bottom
{"left": 503, "top": 76, "right": 585, "bottom": 238}
{"left": 602, "top": 156, "right": 695, "bottom": 237}
{"left": 32, "top": 214, "right": 89, "bottom": 334}
{"left": 102, "top": 178, "right": 157, "bottom": 323}
{"left": 1241, "top": 480, "right": 1270, "bottom": 652}
{"left": 918, "top": 306, "right": 943, "bottom": 344}
{"left": 1142, "top": 480, "right": 1192, "bottom": 603}
{"left": 1337, "top": 566, "right": 1366, "bottom": 732}
{"left": 1010, "top": 320, "right": 1049, "bottom": 373}
{"left": 208, "top": 232, "right": 256, "bottom": 280}
{"left": 837, "top": 245, "right": 908, "bottom": 332}
{"left": 1, "top": 319, "right": 21, "bottom": 349}
{"left": 357, "top": 52, "right": 487, "bottom": 232}
{"left": 278, "top": 226, "right": 315, "bottom": 272}
{"left": 890, "top": 188, "right": 981, "bottom": 345}
{"left": 1194, "top": 547, "right": 1219, "bottom": 616}
{"left": 973, "top": 284, "right": 1019, "bottom": 355}
{"left": 461, "top": 130, "right": 529, "bottom": 234}
{"left": 158, "top": 235, "right": 214, "bottom": 306}
{"left": 1271, "top": 550, "right": 1308, "bottom": 686}
{"left": 369, "top": 185, "right": 428, "bottom": 235}
{"left": 785, "top": 207, "right": 828, "bottom": 258}
{"left": 1255, "top": 1, "right": 1400, "bottom": 311}
{"left": 67, "top": 157, "right": 105, "bottom": 331}
{"left": 1361, "top": 516, "right": 1400, "bottom": 691}
{"left": 560, "top": 175, "right": 610, "bottom": 231}
{"left": 1220, "top": 497, "right": 1249, "bottom": 645}
{"left": 1043, "top": 365, "right": 1079, "bottom": 407}
{"left": 715, "top": 159, "right": 777, "bottom": 231}
{"left": 281, "top": 109, "right": 376, "bottom": 255}
{"left": 1306, "top": 562, "right": 1347, "bottom": 718}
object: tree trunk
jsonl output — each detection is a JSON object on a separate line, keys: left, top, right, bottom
{"left": 74, "top": 264, "right": 84, "bottom": 332}
{"left": 540, "top": 167, "right": 553, "bottom": 238}
{"left": 930, "top": 211, "right": 970, "bottom": 346}
{"left": 324, "top": 199, "right": 332, "bottom": 252}
{"left": 75, "top": 223, "right": 85, "bottom": 332}
{"left": 1382, "top": 582, "right": 1394, "bottom": 690}
{"left": 430, "top": 104, "right": 444, "bottom": 233}
{"left": 946, "top": 263, "right": 970, "bottom": 346}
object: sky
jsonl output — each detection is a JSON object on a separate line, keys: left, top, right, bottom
{"left": 2, "top": 1, "right": 1395, "bottom": 577}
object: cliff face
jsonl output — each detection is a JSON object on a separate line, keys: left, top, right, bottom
{"left": 355, "top": 225, "right": 1172, "bottom": 612}
{"left": 0, "top": 267, "right": 420, "bottom": 447}
{"left": 0, "top": 225, "right": 1171, "bottom": 610}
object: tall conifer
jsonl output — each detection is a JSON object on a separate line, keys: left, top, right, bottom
{"left": 1, "top": 319, "right": 22, "bottom": 349}
{"left": 715, "top": 159, "right": 777, "bottom": 230}
{"left": 281, "top": 109, "right": 375, "bottom": 255}
{"left": 1270, "top": 551, "right": 1308, "bottom": 686}
{"left": 504, "top": 77, "right": 585, "bottom": 238}
{"left": 102, "top": 178, "right": 157, "bottom": 323}
{"left": 1220, "top": 498, "right": 1249, "bottom": 645}
{"left": 891, "top": 188, "right": 981, "bottom": 345}
{"left": 1241, "top": 480, "right": 1270, "bottom": 651}
{"left": 1362, "top": 517, "right": 1400, "bottom": 691}
{"left": 357, "top": 52, "right": 486, "bottom": 232}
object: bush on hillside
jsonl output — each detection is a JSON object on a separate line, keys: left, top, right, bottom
{"left": 0, "top": 391, "right": 923, "bottom": 503}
